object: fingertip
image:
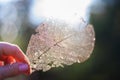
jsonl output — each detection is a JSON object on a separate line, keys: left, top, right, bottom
{"left": 19, "top": 63, "right": 31, "bottom": 76}
{"left": 9, "top": 44, "right": 30, "bottom": 66}
{"left": 20, "top": 63, "right": 31, "bottom": 75}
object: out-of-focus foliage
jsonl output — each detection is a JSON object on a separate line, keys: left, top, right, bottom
{"left": 0, "top": 0, "right": 120, "bottom": 80}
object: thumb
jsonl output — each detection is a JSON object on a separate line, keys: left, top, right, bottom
{"left": 0, "top": 62, "right": 29, "bottom": 80}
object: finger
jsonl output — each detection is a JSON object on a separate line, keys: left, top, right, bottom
{"left": 8, "top": 45, "right": 31, "bottom": 75}
{"left": 0, "top": 61, "right": 4, "bottom": 66}
{"left": 0, "top": 56, "right": 16, "bottom": 65}
{"left": 4, "top": 56, "right": 16, "bottom": 65}
{"left": 0, "top": 42, "right": 31, "bottom": 74}
{"left": 0, "top": 62, "right": 29, "bottom": 80}
{"left": 0, "top": 42, "right": 29, "bottom": 64}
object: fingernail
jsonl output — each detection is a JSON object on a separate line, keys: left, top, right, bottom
{"left": 19, "top": 63, "right": 28, "bottom": 72}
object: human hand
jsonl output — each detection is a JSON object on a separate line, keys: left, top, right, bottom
{"left": 0, "top": 42, "right": 31, "bottom": 80}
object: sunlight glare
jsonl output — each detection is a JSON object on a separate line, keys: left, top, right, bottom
{"left": 30, "top": 0, "right": 92, "bottom": 25}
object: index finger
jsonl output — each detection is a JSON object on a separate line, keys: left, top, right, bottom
{"left": 0, "top": 42, "right": 29, "bottom": 64}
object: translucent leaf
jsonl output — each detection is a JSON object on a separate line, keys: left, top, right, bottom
{"left": 26, "top": 19, "right": 95, "bottom": 72}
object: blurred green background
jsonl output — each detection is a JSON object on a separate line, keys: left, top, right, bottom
{"left": 0, "top": 0, "right": 120, "bottom": 80}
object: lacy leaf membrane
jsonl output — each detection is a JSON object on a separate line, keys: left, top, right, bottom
{"left": 26, "top": 19, "right": 95, "bottom": 72}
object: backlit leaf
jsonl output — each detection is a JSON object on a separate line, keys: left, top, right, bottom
{"left": 26, "top": 19, "right": 95, "bottom": 72}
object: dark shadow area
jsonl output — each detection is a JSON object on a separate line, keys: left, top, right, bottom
{"left": 29, "top": 70, "right": 57, "bottom": 80}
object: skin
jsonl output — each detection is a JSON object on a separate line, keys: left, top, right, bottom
{"left": 0, "top": 42, "right": 31, "bottom": 79}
